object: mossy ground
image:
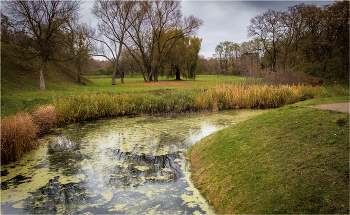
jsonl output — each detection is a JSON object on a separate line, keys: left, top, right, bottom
{"left": 190, "top": 99, "right": 349, "bottom": 214}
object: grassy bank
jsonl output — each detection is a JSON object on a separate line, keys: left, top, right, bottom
{"left": 189, "top": 99, "right": 349, "bottom": 214}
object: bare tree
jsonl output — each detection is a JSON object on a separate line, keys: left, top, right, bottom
{"left": 92, "top": 0, "right": 137, "bottom": 85}
{"left": 125, "top": 1, "right": 202, "bottom": 83}
{"left": 66, "top": 23, "right": 94, "bottom": 84}
{"left": 248, "top": 10, "right": 283, "bottom": 72}
{"left": 5, "top": 0, "right": 81, "bottom": 90}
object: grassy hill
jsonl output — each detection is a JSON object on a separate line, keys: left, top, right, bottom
{"left": 190, "top": 102, "right": 349, "bottom": 214}
{"left": 1, "top": 42, "right": 92, "bottom": 116}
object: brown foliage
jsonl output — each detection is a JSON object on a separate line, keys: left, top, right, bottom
{"left": 264, "top": 70, "right": 322, "bottom": 86}
{"left": 1, "top": 105, "right": 57, "bottom": 163}
{"left": 32, "top": 105, "right": 57, "bottom": 135}
{"left": 1, "top": 112, "right": 38, "bottom": 163}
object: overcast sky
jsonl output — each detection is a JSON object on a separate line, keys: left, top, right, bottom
{"left": 80, "top": 0, "right": 335, "bottom": 59}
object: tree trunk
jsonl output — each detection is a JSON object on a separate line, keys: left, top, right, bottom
{"left": 146, "top": 66, "right": 152, "bottom": 83}
{"left": 112, "top": 36, "right": 125, "bottom": 85}
{"left": 154, "top": 65, "right": 159, "bottom": 82}
{"left": 112, "top": 61, "right": 117, "bottom": 85}
{"left": 321, "top": 63, "right": 327, "bottom": 81}
{"left": 39, "top": 57, "right": 47, "bottom": 90}
{"left": 175, "top": 66, "right": 181, "bottom": 80}
{"left": 141, "top": 69, "right": 147, "bottom": 82}
{"left": 77, "top": 64, "right": 81, "bottom": 84}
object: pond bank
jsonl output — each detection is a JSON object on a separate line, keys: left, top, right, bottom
{"left": 189, "top": 103, "right": 349, "bottom": 214}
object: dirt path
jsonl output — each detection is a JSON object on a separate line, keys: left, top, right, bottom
{"left": 309, "top": 102, "right": 349, "bottom": 113}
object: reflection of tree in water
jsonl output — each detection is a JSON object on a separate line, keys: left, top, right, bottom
{"left": 23, "top": 176, "right": 88, "bottom": 214}
{"left": 106, "top": 148, "right": 183, "bottom": 189}
{"left": 47, "top": 135, "right": 87, "bottom": 176}
{"left": 21, "top": 136, "right": 90, "bottom": 214}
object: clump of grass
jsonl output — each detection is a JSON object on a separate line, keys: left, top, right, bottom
{"left": 32, "top": 105, "right": 57, "bottom": 135}
{"left": 1, "top": 105, "right": 58, "bottom": 163}
{"left": 1, "top": 112, "right": 39, "bottom": 163}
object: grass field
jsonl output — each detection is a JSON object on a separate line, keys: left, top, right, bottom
{"left": 190, "top": 97, "right": 349, "bottom": 214}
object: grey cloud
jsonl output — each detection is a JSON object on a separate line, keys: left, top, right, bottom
{"left": 181, "top": 1, "right": 333, "bottom": 58}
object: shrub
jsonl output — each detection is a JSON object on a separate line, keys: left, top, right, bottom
{"left": 264, "top": 70, "right": 322, "bottom": 86}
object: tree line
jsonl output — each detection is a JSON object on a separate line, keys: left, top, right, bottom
{"left": 199, "top": 1, "right": 348, "bottom": 84}
{"left": 1, "top": 0, "right": 203, "bottom": 89}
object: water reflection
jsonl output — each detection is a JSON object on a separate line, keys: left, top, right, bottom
{"left": 1, "top": 109, "right": 267, "bottom": 214}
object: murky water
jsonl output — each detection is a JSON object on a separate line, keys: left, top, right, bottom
{"left": 1, "top": 109, "right": 266, "bottom": 214}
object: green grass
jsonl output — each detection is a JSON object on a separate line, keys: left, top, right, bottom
{"left": 1, "top": 42, "right": 92, "bottom": 117}
{"left": 295, "top": 96, "right": 349, "bottom": 106}
{"left": 190, "top": 102, "right": 349, "bottom": 214}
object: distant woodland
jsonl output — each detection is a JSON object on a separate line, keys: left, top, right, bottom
{"left": 198, "top": 1, "right": 349, "bottom": 85}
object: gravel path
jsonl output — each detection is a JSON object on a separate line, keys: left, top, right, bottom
{"left": 309, "top": 102, "right": 349, "bottom": 113}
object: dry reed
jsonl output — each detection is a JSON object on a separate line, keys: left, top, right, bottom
{"left": 1, "top": 105, "right": 58, "bottom": 163}
{"left": 1, "top": 112, "right": 38, "bottom": 163}
{"left": 32, "top": 105, "right": 57, "bottom": 135}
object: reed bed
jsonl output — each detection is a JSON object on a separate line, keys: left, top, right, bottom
{"left": 1, "top": 105, "right": 57, "bottom": 163}
{"left": 1, "top": 112, "right": 38, "bottom": 163}
{"left": 53, "top": 84, "right": 325, "bottom": 123}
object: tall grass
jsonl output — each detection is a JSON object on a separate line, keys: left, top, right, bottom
{"left": 53, "top": 84, "right": 325, "bottom": 122}
{"left": 1, "top": 112, "right": 38, "bottom": 163}
{"left": 1, "top": 105, "right": 57, "bottom": 163}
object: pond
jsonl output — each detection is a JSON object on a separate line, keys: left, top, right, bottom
{"left": 1, "top": 109, "right": 266, "bottom": 214}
